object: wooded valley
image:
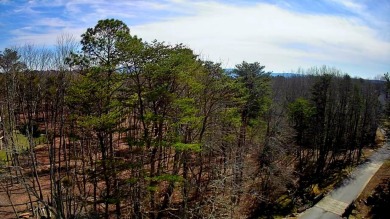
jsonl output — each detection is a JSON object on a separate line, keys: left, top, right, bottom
{"left": 0, "top": 19, "right": 386, "bottom": 219}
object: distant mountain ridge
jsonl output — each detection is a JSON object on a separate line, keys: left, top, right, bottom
{"left": 223, "top": 68, "right": 301, "bottom": 78}
{"left": 270, "top": 73, "right": 301, "bottom": 78}
{"left": 223, "top": 69, "right": 381, "bottom": 81}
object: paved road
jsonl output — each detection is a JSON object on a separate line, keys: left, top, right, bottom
{"left": 299, "top": 142, "right": 390, "bottom": 219}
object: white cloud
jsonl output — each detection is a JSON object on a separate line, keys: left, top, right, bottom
{"left": 36, "top": 17, "right": 69, "bottom": 27}
{"left": 9, "top": 27, "right": 84, "bottom": 49}
{"left": 2, "top": 0, "right": 389, "bottom": 78}
{"left": 329, "top": 0, "right": 364, "bottom": 11}
{"left": 327, "top": 0, "right": 389, "bottom": 34}
{"left": 132, "top": 2, "right": 390, "bottom": 77}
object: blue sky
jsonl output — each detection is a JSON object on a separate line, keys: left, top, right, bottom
{"left": 0, "top": 0, "right": 389, "bottom": 78}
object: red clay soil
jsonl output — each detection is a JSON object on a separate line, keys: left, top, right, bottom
{"left": 0, "top": 143, "right": 52, "bottom": 218}
{"left": 351, "top": 160, "right": 390, "bottom": 218}
{"left": 0, "top": 133, "right": 145, "bottom": 218}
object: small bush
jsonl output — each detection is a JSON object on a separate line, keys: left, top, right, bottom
{"left": 19, "top": 121, "right": 41, "bottom": 138}
{"left": 366, "top": 178, "right": 390, "bottom": 219}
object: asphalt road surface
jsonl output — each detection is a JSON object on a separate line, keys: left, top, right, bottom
{"left": 299, "top": 142, "right": 390, "bottom": 219}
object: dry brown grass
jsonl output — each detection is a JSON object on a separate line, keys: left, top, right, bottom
{"left": 350, "top": 128, "right": 389, "bottom": 218}
{"left": 351, "top": 160, "right": 390, "bottom": 219}
{"left": 374, "top": 128, "right": 386, "bottom": 146}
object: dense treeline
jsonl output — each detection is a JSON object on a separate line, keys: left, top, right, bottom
{"left": 0, "top": 19, "right": 384, "bottom": 218}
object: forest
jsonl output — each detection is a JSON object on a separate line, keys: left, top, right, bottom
{"left": 0, "top": 19, "right": 385, "bottom": 219}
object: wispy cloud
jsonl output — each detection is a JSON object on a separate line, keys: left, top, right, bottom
{"left": 132, "top": 2, "right": 389, "bottom": 76}
{"left": 0, "top": 0, "right": 389, "bottom": 78}
{"left": 35, "top": 17, "right": 68, "bottom": 27}
{"left": 327, "top": 0, "right": 390, "bottom": 36}
{"left": 329, "top": 0, "right": 364, "bottom": 11}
